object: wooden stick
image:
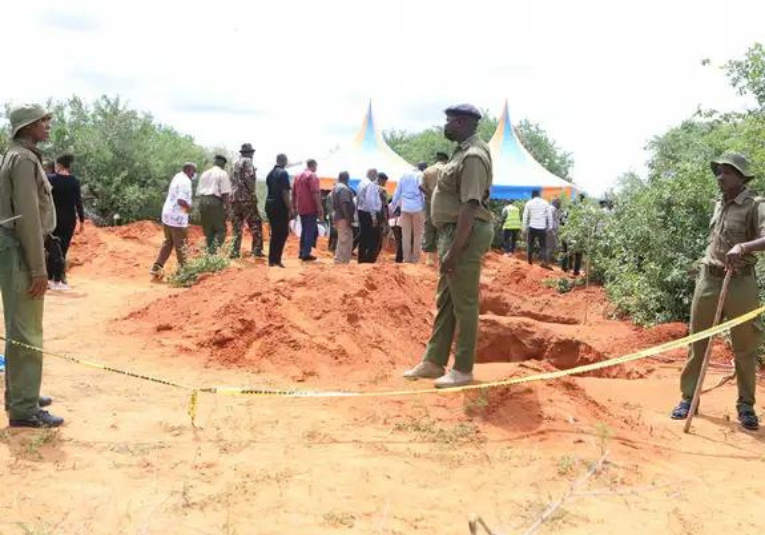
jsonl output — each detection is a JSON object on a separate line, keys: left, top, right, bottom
{"left": 468, "top": 514, "right": 498, "bottom": 535}
{"left": 684, "top": 270, "right": 732, "bottom": 433}
{"left": 702, "top": 367, "right": 736, "bottom": 394}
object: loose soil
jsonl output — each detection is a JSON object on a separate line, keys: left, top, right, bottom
{"left": 1, "top": 221, "right": 763, "bottom": 535}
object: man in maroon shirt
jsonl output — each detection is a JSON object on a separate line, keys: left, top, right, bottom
{"left": 292, "top": 159, "right": 324, "bottom": 261}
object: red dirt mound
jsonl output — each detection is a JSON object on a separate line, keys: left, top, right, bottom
{"left": 110, "top": 221, "right": 715, "bottom": 384}
{"left": 124, "top": 263, "right": 438, "bottom": 381}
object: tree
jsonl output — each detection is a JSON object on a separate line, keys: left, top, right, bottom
{"left": 563, "top": 43, "right": 765, "bottom": 325}
{"left": 724, "top": 42, "right": 765, "bottom": 109}
{"left": 1, "top": 96, "right": 213, "bottom": 223}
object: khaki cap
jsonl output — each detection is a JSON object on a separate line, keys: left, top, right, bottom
{"left": 711, "top": 151, "right": 754, "bottom": 179}
{"left": 9, "top": 103, "right": 52, "bottom": 138}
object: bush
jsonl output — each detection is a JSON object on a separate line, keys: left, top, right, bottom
{"left": 168, "top": 251, "right": 231, "bottom": 288}
{"left": 2, "top": 96, "right": 215, "bottom": 224}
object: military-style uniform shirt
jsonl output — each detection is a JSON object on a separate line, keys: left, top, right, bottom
{"left": 231, "top": 157, "right": 257, "bottom": 204}
{"left": 0, "top": 139, "right": 56, "bottom": 278}
{"left": 702, "top": 187, "right": 765, "bottom": 268}
{"left": 421, "top": 161, "right": 445, "bottom": 201}
{"left": 431, "top": 135, "right": 493, "bottom": 229}
{"left": 196, "top": 165, "right": 232, "bottom": 198}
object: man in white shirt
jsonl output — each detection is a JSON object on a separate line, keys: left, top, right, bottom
{"left": 196, "top": 155, "right": 232, "bottom": 254}
{"left": 522, "top": 190, "right": 552, "bottom": 267}
{"left": 357, "top": 168, "right": 383, "bottom": 263}
{"left": 150, "top": 162, "right": 196, "bottom": 279}
{"left": 391, "top": 168, "right": 426, "bottom": 263}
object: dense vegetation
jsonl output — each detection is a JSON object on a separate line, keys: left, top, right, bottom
{"left": 1, "top": 96, "right": 215, "bottom": 223}
{"left": 562, "top": 43, "right": 765, "bottom": 324}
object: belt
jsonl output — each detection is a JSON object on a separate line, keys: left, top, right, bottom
{"left": 704, "top": 264, "right": 755, "bottom": 278}
{"left": 200, "top": 194, "right": 222, "bottom": 199}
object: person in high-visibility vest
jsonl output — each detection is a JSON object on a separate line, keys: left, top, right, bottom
{"left": 500, "top": 202, "right": 522, "bottom": 254}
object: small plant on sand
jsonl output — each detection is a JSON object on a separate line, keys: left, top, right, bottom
{"left": 24, "top": 428, "right": 60, "bottom": 459}
{"left": 463, "top": 388, "right": 490, "bottom": 416}
{"left": 543, "top": 276, "right": 585, "bottom": 294}
{"left": 557, "top": 455, "right": 577, "bottom": 476}
{"left": 17, "top": 522, "right": 54, "bottom": 535}
{"left": 322, "top": 511, "right": 355, "bottom": 528}
{"left": 393, "top": 416, "right": 483, "bottom": 446}
{"left": 168, "top": 251, "right": 230, "bottom": 288}
{"left": 594, "top": 421, "right": 613, "bottom": 456}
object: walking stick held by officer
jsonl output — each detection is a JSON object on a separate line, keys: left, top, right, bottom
{"left": 683, "top": 269, "right": 732, "bottom": 433}
{"left": 672, "top": 152, "right": 765, "bottom": 433}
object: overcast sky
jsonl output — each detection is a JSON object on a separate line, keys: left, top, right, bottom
{"left": 2, "top": 0, "right": 763, "bottom": 194}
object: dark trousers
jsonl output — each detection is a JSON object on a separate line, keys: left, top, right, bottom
{"left": 45, "top": 235, "right": 65, "bottom": 283}
{"left": 502, "top": 229, "right": 519, "bottom": 254}
{"left": 299, "top": 214, "right": 318, "bottom": 259}
{"left": 266, "top": 206, "right": 289, "bottom": 266}
{"left": 48, "top": 220, "right": 76, "bottom": 282}
{"left": 560, "top": 241, "right": 583, "bottom": 275}
{"left": 352, "top": 226, "right": 361, "bottom": 254}
{"left": 328, "top": 223, "right": 338, "bottom": 252}
{"left": 154, "top": 224, "right": 188, "bottom": 268}
{"left": 358, "top": 210, "right": 380, "bottom": 264}
{"left": 527, "top": 228, "right": 547, "bottom": 264}
{"left": 393, "top": 226, "right": 404, "bottom": 263}
{"left": 199, "top": 195, "right": 227, "bottom": 254}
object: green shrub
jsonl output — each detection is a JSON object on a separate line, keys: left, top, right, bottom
{"left": 168, "top": 251, "right": 230, "bottom": 288}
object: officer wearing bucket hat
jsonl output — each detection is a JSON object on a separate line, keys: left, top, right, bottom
{"left": 230, "top": 143, "right": 264, "bottom": 258}
{"left": 671, "top": 151, "right": 764, "bottom": 431}
{"left": 403, "top": 104, "right": 494, "bottom": 388}
{"left": 0, "top": 103, "right": 63, "bottom": 428}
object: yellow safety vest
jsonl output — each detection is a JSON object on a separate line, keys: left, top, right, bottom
{"left": 502, "top": 205, "right": 522, "bottom": 230}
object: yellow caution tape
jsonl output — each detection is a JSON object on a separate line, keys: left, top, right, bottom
{"left": 2, "top": 304, "right": 763, "bottom": 425}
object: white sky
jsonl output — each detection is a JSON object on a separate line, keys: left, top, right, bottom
{"left": 2, "top": 0, "right": 763, "bottom": 195}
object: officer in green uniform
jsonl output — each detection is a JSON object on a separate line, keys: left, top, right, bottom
{"left": 671, "top": 152, "right": 765, "bottom": 431}
{"left": 420, "top": 152, "right": 449, "bottom": 265}
{"left": 403, "top": 104, "right": 494, "bottom": 388}
{"left": 0, "top": 104, "right": 64, "bottom": 428}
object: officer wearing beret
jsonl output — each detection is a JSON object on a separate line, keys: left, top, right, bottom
{"left": 671, "top": 151, "right": 764, "bottom": 431}
{"left": 0, "top": 104, "right": 63, "bottom": 427}
{"left": 403, "top": 104, "right": 494, "bottom": 388}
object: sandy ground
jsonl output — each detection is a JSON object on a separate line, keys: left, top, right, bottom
{"left": 1, "top": 221, "right": 764, "bottom": 535}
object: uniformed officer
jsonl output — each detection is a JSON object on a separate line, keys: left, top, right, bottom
{"left": 403, "top": 104, "right": 494, "bottom": 388}
{"left": 671, "top": 152, "right": 765, "bottom": 431}
{"left": 420, "top": 151, "right": 449, "bottom": 265}
{"left": 0, "top": 103, "right": 63, "bottom": 428}
{"left": 230, "top": 143, "right": 264, "bottom": 258}
{"left": 197, "top": 154, "right": 231, "bottom": 255}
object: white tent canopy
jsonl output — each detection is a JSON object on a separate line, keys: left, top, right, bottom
{"left": 287, "top": 102, "right": 414, "bottom": 191}
{"left": 488, "top": 101, "right": 578, "bottom": 199}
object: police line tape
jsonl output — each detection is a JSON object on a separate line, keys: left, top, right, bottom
{"left": 2, "top": 305, "right": 763, "bottom": 426}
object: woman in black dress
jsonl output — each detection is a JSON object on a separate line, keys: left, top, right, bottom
{"left": 47, "top": 154, "right": 84, "bottom": 290}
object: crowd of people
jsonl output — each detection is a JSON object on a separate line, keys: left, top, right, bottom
{"left": 500, "top": 191, "right": 584, "bottom": 275}
{"left": 148, "top": 144, "right": 457, "bottom": 272}
{"left": 1, "top": 101, "right": 762, "bottom": 431}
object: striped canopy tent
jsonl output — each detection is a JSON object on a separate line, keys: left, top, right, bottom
{"left": 489, "top": 101, "right": 578, "bottom": 200}
{"left": 287, "top": 102, "right": 413, "bottom": 194}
